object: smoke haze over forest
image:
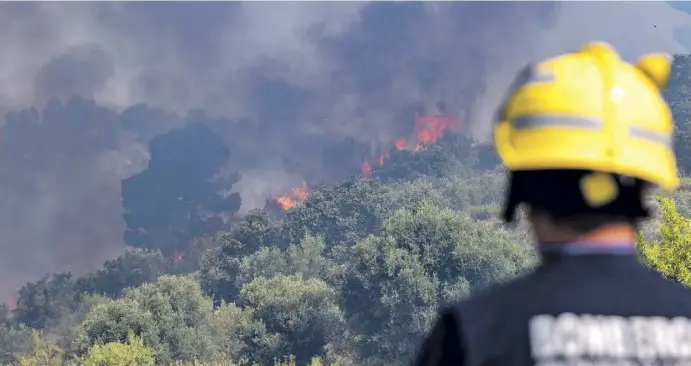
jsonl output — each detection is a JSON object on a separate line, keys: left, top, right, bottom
{"left": 0, "top": 1, "right": 688, "bottom": 300}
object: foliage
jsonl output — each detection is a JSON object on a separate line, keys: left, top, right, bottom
{"left": 240, "top": 274, "right": 345, "bottom": 365}
{"left": 341, "top": 201, "right": 535, "bottom": 363}
{"left": 281, "top": 177, "right": 392, "bottom": 248}
{"left": 69, "top": 332, "right": 155, "bottom": 366}
{"left": 14, "top": 273, "right": 78, "bottom": 330}
{"left": 665, "top": 54, "right": 691, "bottom": 174}
{"left": 374, "top": 134, "right": 474, "bottom": 181}
{"left": 76, "top": 248, "right": 168, "bottom": 298}
{"left": 0, "top": 324, "right": 32, "bottom": 365}
{"left": 199, "top": 210, "right": 284, "bottom": 305}
{"left": 211, "top": 302, "right": 280, "bottom": 364}
{"left": 77, "top": 275, "right": 218, "bottom": 364}
{"left": 17, "top": 331, "right": 64, "bottom": 366}
{"left": 639, "top": 197, "right": 691, "bottom": 287}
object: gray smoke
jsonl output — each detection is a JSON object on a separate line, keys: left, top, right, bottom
{"left": 0, "top": 1, "right": 688, "bottom": 300}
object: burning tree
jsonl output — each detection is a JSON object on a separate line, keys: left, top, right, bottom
{"left": 274, "top": 101, "right": 464, "bottom": 209}
{"left": 274, "top": 182, "right": 311, "bottom": 210}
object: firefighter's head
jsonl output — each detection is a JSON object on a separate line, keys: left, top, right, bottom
{"left": 494, "top": 41, "right": 678, "bottom": 240}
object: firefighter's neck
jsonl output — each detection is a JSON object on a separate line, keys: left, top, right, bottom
{"left": 534, "top": 222, "right": 638, "bottom": 246}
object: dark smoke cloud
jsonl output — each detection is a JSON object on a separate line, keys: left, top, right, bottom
{"left": 0, "top": 2, "right": 688, "bottom": 299}
{"left": 34, "top": 44, "right": 115, "bottom": 107}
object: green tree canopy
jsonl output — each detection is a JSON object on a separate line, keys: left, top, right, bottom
{"left": 639, "top": 196, "right": 691, "bottom": 287}
{"left": 70, "top": 332, "right": 155, "bottom": 366}
{"left": 78, "top": 276, "right": 217, "bottom": 364}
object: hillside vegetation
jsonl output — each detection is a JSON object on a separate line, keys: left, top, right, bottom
{"left": 3, "top": 55, "right": 691, "bottom": 365}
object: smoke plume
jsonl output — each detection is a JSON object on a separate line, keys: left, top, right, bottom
{"left": 0, "top": 1, "right": 688, "bottom": 299}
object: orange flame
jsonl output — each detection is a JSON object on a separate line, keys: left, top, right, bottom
{"left": 413, "top": 112, "right": 456, "bottom": 146}
{"left": 361, "top": 161, "right": 372, "bottom": 177}
{"left": 358, "top": 109, "right": 457, "bottom": 179}
{"left": 8, "top": 294, "right": 16, "bottom": 311}
{"left": 275, "top": 182, "right": 310, "bottom": 210}
{"left": 274, "top": 105, "right": 459, "bottom": 210}
{"left": 395, "top": 138, "right": 406, "bottom": 150}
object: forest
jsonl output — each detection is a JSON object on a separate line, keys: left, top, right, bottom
{"left": 1, "top": 50, "right": 691, "bottom": 366}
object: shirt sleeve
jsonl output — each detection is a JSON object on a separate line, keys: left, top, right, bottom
{"left": 415, "top": 309, "right": 466, "bottom": 366}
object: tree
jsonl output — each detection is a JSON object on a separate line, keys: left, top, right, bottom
{"left": 76, "top": 248, "right": 168, "bottom": 298}
{"left": 374, "top": 133, "right": 477, "bottom": 182}
{"left": 14, "top": 273, "right": 77, "bottom": 330}
{"left": 239, "top": 274, "right": 345, "bottom": 365}
{"left": 77, "top": 298, "right": 159, "bottom": 357}
{"left": 282, "top": 178, "right": 391, "bottom": 248}
{"left": 212, "top": 302, "right": 282, "bottom": 364}
{"left": 665, "top": 54, "right": 691, "bottom": 173}
{"left": 78, "top": 276, "right": 218, "bottom": 364}
{"left": 201, "top": 232, "right": 342, "bottom": 307}
{"left": 200, "top": 210, "right": 283, "bottom": 304}
{"left": 121, "top": 122, "right": 241, "bottom": 256}
{"left": 0, "top": 323, "right": 32, "bottom": 364}
{"left": 639, "top": 196, "right": 691, "bottom": 287}
{"left": 17, "top": 331, "right": 64, "bottom": 366}
{"left": 69, "top": 332, "right": 155, "bottom": 366}
{"left": 341, "top": 201, "right": 536, "bottom": 364}
{"left": 220, "top": 210, "right": 283, "bottom": 257}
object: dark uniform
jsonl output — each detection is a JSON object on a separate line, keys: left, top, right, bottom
{"left": 417, "top": 243, "right": 691, "bottom": 366}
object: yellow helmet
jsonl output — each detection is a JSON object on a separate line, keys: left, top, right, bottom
{"left": 493, "top": 41, "right": 679, "bottom": 192}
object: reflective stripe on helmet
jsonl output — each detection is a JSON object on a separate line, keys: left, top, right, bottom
{"left": 628, "top": 126, "right": 672, "bottom": 148}
{"left": 512, "top": 115, "right": 601, "bottom": 129}
{"left": 509, "top": 115, "right": 672, "bottom": 148}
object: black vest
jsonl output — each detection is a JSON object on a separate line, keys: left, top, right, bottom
{"left": 417, "top": 243, "right": 691, "bottom": 366}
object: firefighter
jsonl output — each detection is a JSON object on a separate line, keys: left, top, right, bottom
{"left": 416, "top": 41, "right": 691, "bottom": 365}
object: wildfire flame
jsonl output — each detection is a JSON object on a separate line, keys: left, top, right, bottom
{"left": 395, "top": 138, "right": 406, "bottom": 150}
{"left": 413, "top": 112, "right": 455, "bottom": 147}
{"left": 275, "top": 182, "right": 311, "bottom": 210}
{"left": 274, "top": 104, "right": 459, "bottom": 210}
{"left": 8, "top": 294, "right": 16, "bottom": 311}
{"left": 359, "top": 108, "right": 458, "bottom": 174}
{"left": 361, "top": 161, "right": 372, "bottom": 177}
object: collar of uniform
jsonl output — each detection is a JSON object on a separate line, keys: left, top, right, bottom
{"left": 537, "top": 241, "right": 637, "bottom": 259}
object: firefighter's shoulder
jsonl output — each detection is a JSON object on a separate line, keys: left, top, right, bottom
{"left": 455, "top": 265, "right": 541, "bottom": 318}
{"left": 442, "top": 269, "right": 542, "bottom": 363}
{"left": 633, "top": 263, "right": 691, "bottom": 313}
